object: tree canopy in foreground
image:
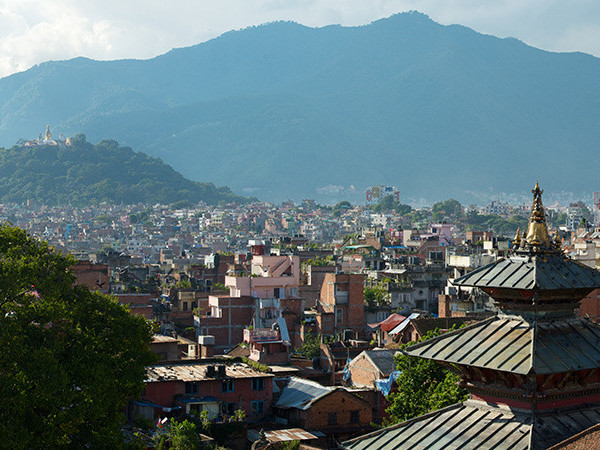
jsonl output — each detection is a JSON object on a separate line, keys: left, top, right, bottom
{"left": 385, "top": 328, "right": 468, "bottom": 425}
{"left": 0, "top": 224, "right": 156, "bottom": 447}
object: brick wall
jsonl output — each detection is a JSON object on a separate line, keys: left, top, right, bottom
{"left": 144, "top": 376, "right": 273, "bottom": 419}
{"left": 318, "top": 273, "right": 365, "bottom": 335}
{"left": 201, "top": 296, "right": 254, "bottom": 352}
{"left": 349, "top": 354, "right": 378, "bottom": 388}
{"left": 72, "top": 261, "right": 109, "bottom": 293}
{"left": 304, "top": 390, "right": 372, "bottom": 431}
{"left": 438, "top": 294, "right": 451, "bottom": 318}
{"left": 579, "top": 288, "right": 600, "bottom": 318}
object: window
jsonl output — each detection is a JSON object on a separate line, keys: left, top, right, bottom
{"left": 336, "top": 308, "right": 343, "bottom": 325}
{"left": 221, "top": 379, "right": 234, "bottom": 392}
{"left": 252, "top": 378, "right": 265, "bottom": 391}
{"left": 222, "top": 402, "right": 236, "bottom": 415}
{"left": 328, "top": 412, "right": 337, "bottom": 426}
{"left": 274, "top": 288, "right": 281, "bottom": 298}
{"left": 350, "top": 410, "right": 359, "bottom": 423}
{"left": 185, "top": 381, "right": 198, "bottom": 395}
{"left": 183, "top": 301, "right": 188, "bottom": 311}
{"left": 251, "top": 401, "right": 264, "bottom": 415}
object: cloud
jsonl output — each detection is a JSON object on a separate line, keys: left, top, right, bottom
{"left": 0, "top": 0, "right": 599, "bottom": 78}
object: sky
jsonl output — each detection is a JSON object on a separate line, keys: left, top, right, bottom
{"left": 0, "top": 0, "right": 599, "bottom": 78}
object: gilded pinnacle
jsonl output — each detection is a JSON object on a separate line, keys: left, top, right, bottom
{"left": 524, "top": 181, "right": 552, "bottom": 250}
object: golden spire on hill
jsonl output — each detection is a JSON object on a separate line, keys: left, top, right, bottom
{"left": 45, "top": 124, "right": 51, "bottom": 141}
{"left": 524, "top": 181, "right": 552, "bottom": 250}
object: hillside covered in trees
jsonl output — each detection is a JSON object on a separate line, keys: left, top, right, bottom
{"left": 0, "top": 136, "right": 247, "bottom": 205}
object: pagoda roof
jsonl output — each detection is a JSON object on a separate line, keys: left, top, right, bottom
{"left": 343, "top": 400, "right": 600, "bottom": 450}
{"left": 452, "top": 253, "right": 600, "bottom": 291}
{"left": 405, "top": 316, "right": 600, "bottom": 375}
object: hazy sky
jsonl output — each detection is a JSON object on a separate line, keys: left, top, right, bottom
{"left": 1, "top": 0, "right": 599, "bottom": 78}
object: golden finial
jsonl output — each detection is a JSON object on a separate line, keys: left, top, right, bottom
{"left": 524, "top": 181, "right": 551, "bottom": 250}
{"left": 553, "top": 229, "right": 562, "bottom": 250}
{"left": 513, "top": 227, "right": 521, "bottom": 247}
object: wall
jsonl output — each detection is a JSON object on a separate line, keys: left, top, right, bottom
{"left": 349, "top": 354, "right": 379, "bottom": 388}
{"left": 303, "top": 390, "right": 372, "bottom": 431}
{"left": 144, "top": 376, "right": 273, "bottom": 420}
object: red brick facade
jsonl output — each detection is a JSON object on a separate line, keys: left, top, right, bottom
{"left": 318, "top": 273, "right": 365, "bottom": 337}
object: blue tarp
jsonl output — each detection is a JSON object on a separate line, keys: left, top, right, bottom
{"left": 343, "top": 357, "right": 352, "bottom": 382}
{"left": 375, "top": 371, "right": 401, "bottom": 396}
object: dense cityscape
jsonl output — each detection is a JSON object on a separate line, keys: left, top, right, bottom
{"left": 3, "top": 3, "right": 600, "bottom": 449}
{"left": 4, "top": 183, "right": 600, "bottom": 447}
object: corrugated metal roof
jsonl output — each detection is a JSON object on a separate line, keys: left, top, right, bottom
{"left": 405, "top": 317, "right": 600, "bottom": 375}
{"left": 247, "top": 428, "right": 321, "bottom": 443}
{"left": 388, "top": 313, "right": 420, "bottom": 335}
{"left": 275, "top": 377, "right": 333, "bottom": 410}
{"left": 146, "top": 362, "right": 273, "bottom": 382}
{"left": 152, "top": 334, "right": 179, "bottom": 344}
{"left": 342, "top": 400, "right": 600, "bottom": 450}
{"left": 453, "top": 254, "right": 600, "bottom": 291}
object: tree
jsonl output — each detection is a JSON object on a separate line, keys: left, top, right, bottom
{"left": 153, "top": 418, "right": 201, "bottom": 450}
{"left": 295, "top": 331, "right": 321, "bottom": 359}
{"left": 364, "top": 286, "right": 389, "bottom": 308}
{"left": 370, "top": 195, "right": 412, "bottom": 215}
{"left": 332, "top": 201, "right": 352, "bottom": 217}
{"left": 384, "top": 328, "right": 468, "bottom": 425}
{"left": 431, "top": 199, "right": 463, "bottom": 222}
{"left": 0, "top": 225, "right": 156, "bottom": 447}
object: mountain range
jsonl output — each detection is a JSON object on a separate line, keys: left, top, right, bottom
{"left": 0, "top": 12, "right": 599, "bottom": 203}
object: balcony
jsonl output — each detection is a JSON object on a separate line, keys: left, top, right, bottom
{"left": 244, "top": 328, "right": 281, "bottom": 343}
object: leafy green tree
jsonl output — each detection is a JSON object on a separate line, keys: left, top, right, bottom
{"left": 153, "top": 418, "right": 201, "bottom": 450}
{"left": 296, "top": 331, "right": 321, "bottom": 359}
{"left": 332, "top": 201, "right": 352, "bottom": 217}
{"left": 370, "top": 195, "right": 413, "bottom": 215}
{"left": 364, "top": 286, "right": 389, "bottom": 308}
{"left": 431, "top": 199, "right": 463, "bottom": 222}
{"left": 0, "top": 225, "right": 156, "bottom": 447}
{"left": 384, "top": 328, "right": 468, "bottom": 425}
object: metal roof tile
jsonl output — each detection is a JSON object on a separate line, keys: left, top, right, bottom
{"left": 405, "top": 317, "right": 600, "bottom": 375}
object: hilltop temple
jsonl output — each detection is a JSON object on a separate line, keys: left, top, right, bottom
{"left": 24, "top": 124, "right": 70, "bottom": 147}
{"left": 345, "top": 182, "right": 600, "bottom": 449}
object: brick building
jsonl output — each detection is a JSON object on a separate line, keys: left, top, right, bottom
{"left": 347, "top": 349, "right": 396, "bottom": 389}
{"left": 196, "top": 295, "right": 254, "bottom": 353}
{"left": 72, "top": 260, "right": 109, "bottom": 293}
{"left": 274, "top": 377, "right": 372, "bottom": 439}
{"left": 317, "top": 273, "right": 365, "bottom": 338}
{"left": 141, "top": 361, "right": 274, "bottom": 422}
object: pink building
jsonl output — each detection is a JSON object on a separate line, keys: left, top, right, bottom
{"left": 225, "top": 254, "right": 300, "bottom": 299}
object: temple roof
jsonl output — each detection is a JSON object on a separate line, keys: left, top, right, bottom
{"left": 405, "top": 316, "right": 600, "bottom": 374}
{"left": 452, "top": 253, "right": 600, "bottom": 291}
{"left": 343, "top": 400, "right": 600, "bottom": 450}
{"left": 453, "top": 182, "right": 600, "bottom": 293}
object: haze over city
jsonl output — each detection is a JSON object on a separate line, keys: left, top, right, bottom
{"left": 3, "top": 2, "right": 600, "bottom": 449}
